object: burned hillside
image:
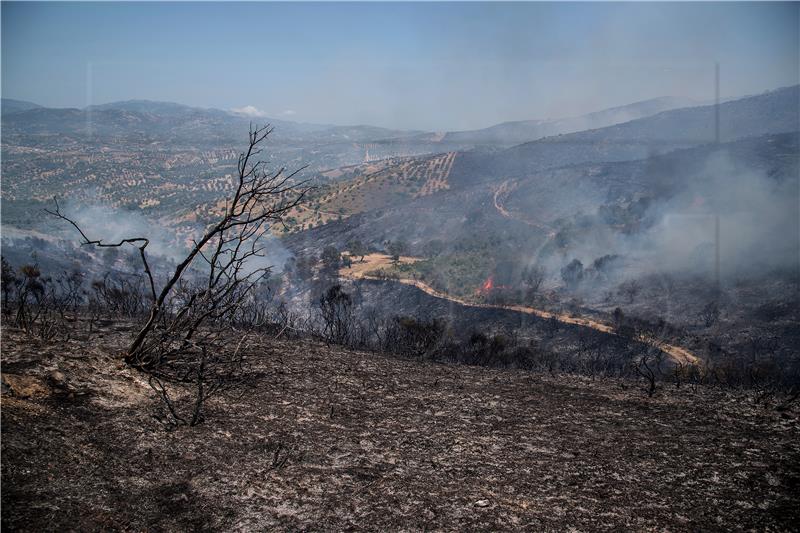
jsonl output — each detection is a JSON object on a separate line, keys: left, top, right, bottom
{"left": 3, "top": 324, "right": 800, "bottom": 531}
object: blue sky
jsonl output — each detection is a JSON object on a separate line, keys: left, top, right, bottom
{"left": 2, "top": 2, "right": 798, "bottom": 130}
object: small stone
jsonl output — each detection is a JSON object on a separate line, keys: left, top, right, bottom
{"left": 475, "top": 499, "right": 490, "bottom": 507}
{"left": 49, "top": 370, "right": 68, "bottom": 389}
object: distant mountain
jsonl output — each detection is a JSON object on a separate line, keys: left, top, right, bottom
{"left": 408, "top": 96, "right": 698, "bottom": 147}
{"left": 1, "top": 99, "right": 421, "bottom": 146}
{"left": 87, "top": 99, "right": 214, "bottom": 116}
{"left": 314, "top": 124, "right": 426, "bottom": 143}
{"left": 93, "top": 100, "right": 339, "bottom": 137}
{"left": 1, "top": 98, "right": 42, "bottom": 115}
{"left": 291, "top": 85, "right": 798, "bottom": 228}
{"left": 3, "top": 88, "right": 796, "bottom": 176}
{"left": 449, "top": 85, "right": 800, "bottom": 184}
{"left": 1, "top": 104, "right": 236, "bottom": 146}
{"left": 1, "top": 95, "right": 695, "bottom": 154}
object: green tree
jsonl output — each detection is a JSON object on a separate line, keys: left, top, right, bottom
{"left": 387, "top": 239, "right": 408, "bottom": 263}
{"left": 346, "top": 239, "right": 367, "bottom": 262}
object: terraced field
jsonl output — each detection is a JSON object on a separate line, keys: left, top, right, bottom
{"left": 276, "top": 152, "right": 457, "bottom": 234}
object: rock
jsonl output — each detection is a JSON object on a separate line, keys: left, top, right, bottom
{"left": 1, "top": 374, "right": 50, "bottom": 399}
{"left": 48, "top": 370, "right": 68, "bottom": 389}
{"left": 474, "top": 499, "right": 490, "bottom": 507}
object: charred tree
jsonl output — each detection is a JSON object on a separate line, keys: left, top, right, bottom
{"left": 48, "top": 125, "right": 309, "bottom": 426}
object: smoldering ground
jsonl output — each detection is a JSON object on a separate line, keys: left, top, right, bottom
{"left": 536, "top": 147, "right": 799, "bottom": 289}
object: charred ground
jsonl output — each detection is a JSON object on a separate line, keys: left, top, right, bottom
{"left": 2, "top": 324, "right": 799, "bottom": 531}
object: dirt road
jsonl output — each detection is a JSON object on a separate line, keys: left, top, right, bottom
{"left": 340, "top": 254, "right": 699, "bottom": 365}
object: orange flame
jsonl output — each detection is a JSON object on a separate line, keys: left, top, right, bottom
{"left": 476, "top": 275, "right": 494, "bottom": 295}
{"left": 476, "top": 274, "right": 514, "bottom": 296}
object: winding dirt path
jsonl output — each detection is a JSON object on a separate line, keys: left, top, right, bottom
{"left": 493, "top": 180, "right": 557, "bottom": 262}
{"left": 493, "top": 179, "right": 555, "bottom": 235}
{"left": 340, "top": 253, "right": 699, "bottom": 365}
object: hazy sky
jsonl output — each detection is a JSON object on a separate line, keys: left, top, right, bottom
{"left": 2, "top": 2, "right": 798, "bottom": 130}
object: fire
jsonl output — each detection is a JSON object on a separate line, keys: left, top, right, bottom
{"left": 475, "top": 275, "right": 494, "bottom": 294}
{"left": 476, "top": 274, "right": 513, "bottom": 296}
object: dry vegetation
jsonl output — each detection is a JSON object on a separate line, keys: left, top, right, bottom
{"left": 3, "top": 323, "right": 799, "bottom": 531}
{"left": 277, "top": 152, "right": 456, "bottom": 234}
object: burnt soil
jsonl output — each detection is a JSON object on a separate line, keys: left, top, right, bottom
{"left": 2, "top": 323, "right": 799, "bottom": 532}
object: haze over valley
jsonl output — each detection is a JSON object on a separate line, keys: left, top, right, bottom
{"left": 2, "top": 2, "right": 799, "bottom": 531}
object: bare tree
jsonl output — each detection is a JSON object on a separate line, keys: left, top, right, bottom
{"left": 318, "top": 284, "right": 355, "bottom": 346}
{"left": 630, "top": 323, "right": 667, "bottom": 397}
{"left": 1, "top": 257, "right": 17, "bottom": 313}
{"left": 619, "top": 279, "right": 641, "bottom": 304}
{"left": 48, "top": 125, "right": 309, "bottom": 425}
{"left": 522, "top": 263, "right": 545, "bottom": 298}
{"left": 699, "top": 300, "right": 720, "bottom": 328}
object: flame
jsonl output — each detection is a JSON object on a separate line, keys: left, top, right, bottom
{"left": 476, "top": 275, "right": 494, "bottom": 295}
{"left": 476, "top": 274, "right": 513, "bottom": 295}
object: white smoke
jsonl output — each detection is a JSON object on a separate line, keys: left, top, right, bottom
{"left": 551, "top": 150, "right": 799, "bottom": 283}
{"left": 50, "top": 201, "right": 291, "bottom": 276}
{"left": 230, "top": 105, "right": 269, "bottom": 118}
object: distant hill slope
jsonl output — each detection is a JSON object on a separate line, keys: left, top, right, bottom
{"left": 449, "top": 85, "right": 800, "bottom": 185}
{"left": 1, "top": 94, "right": 701, "bottom": 157}
{"left": 1, "top": 99, "right": 420, "bottom": 145}
{"left": 414, "top": 96, "right": 697, "bottom": 147}
{"left": 2, "top": 103, "right": 247, "bottom": 145}
{"left": 1, "top": 98, "right": 42, "bottom": 115}
{"left": 282, "top": 87, "right": 799, "bottom": 236}
{"left": 285, "top": 132, "right": 800, "bottom": 255}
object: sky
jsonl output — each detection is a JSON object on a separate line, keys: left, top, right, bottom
{"left": 2, "top": 2, "right": 798, "bottom": 131}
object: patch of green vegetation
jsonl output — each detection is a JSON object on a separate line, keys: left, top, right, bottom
{"left": 418, "top": 252, "right": 495, "bottom": 297}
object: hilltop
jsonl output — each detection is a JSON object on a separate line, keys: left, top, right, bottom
{"left": 2, "top": 324, "right": 799, "bottom": 531}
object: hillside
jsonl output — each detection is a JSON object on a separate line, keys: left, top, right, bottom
{"left": 2, "top": 324, "right": 799, "bottom": 531}
{"left": 278, "top": 152, "right": 457, "bottom": 233}
{"left": 1, "top": 100, "right": 419, "bottom": 144}
{"left": 276, "top": 87, "right": 799, "bottom": 236}
{"left": 5, "top": 89, "right": 786, "bottom": 240}
{"left": 0, "top": 98, "right": 42, "bottom": 115}
{"left": 284, "top": 132, "right": 800, "bottom": 253}
{"left": 449, "top": 85, "right": 800, "bottom": 185}
{"left": 410, "top": 95, "right": 697, "bottom": 147}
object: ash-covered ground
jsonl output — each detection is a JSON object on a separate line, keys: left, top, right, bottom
{"left": 2, "top": 323, "right": 798, "bottom": 531}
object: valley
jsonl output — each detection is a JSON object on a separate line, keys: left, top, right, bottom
{"left": 2, "top": 81, "right": 798, "bottom": 533}
{"left": 4, "top": 3, "right": 800, "bottom": 531}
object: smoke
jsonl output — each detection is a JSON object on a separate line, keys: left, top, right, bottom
{"left": 49, "top": 201, "right": 292, "bottom": 276}
{"left": 230, "top": 105, "right": 269, "bottom": 118}
{"left": 551, "top": 149, "right": 799, "bottom": 283}
{"left": 54, "top": 203, "right": 181, "bottom": 261}
{"left": 643, "top": 151, "right": 798, "bottom": 276}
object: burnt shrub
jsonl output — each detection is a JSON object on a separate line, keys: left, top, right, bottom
{"left": 561, "top": 259, "right": 584, "bottom": 288}
{"left": 392, "top": 316, "right": 448, "bottom": 358}
{"left": 318, "top": 285, "right": 355, "bottom": 345}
